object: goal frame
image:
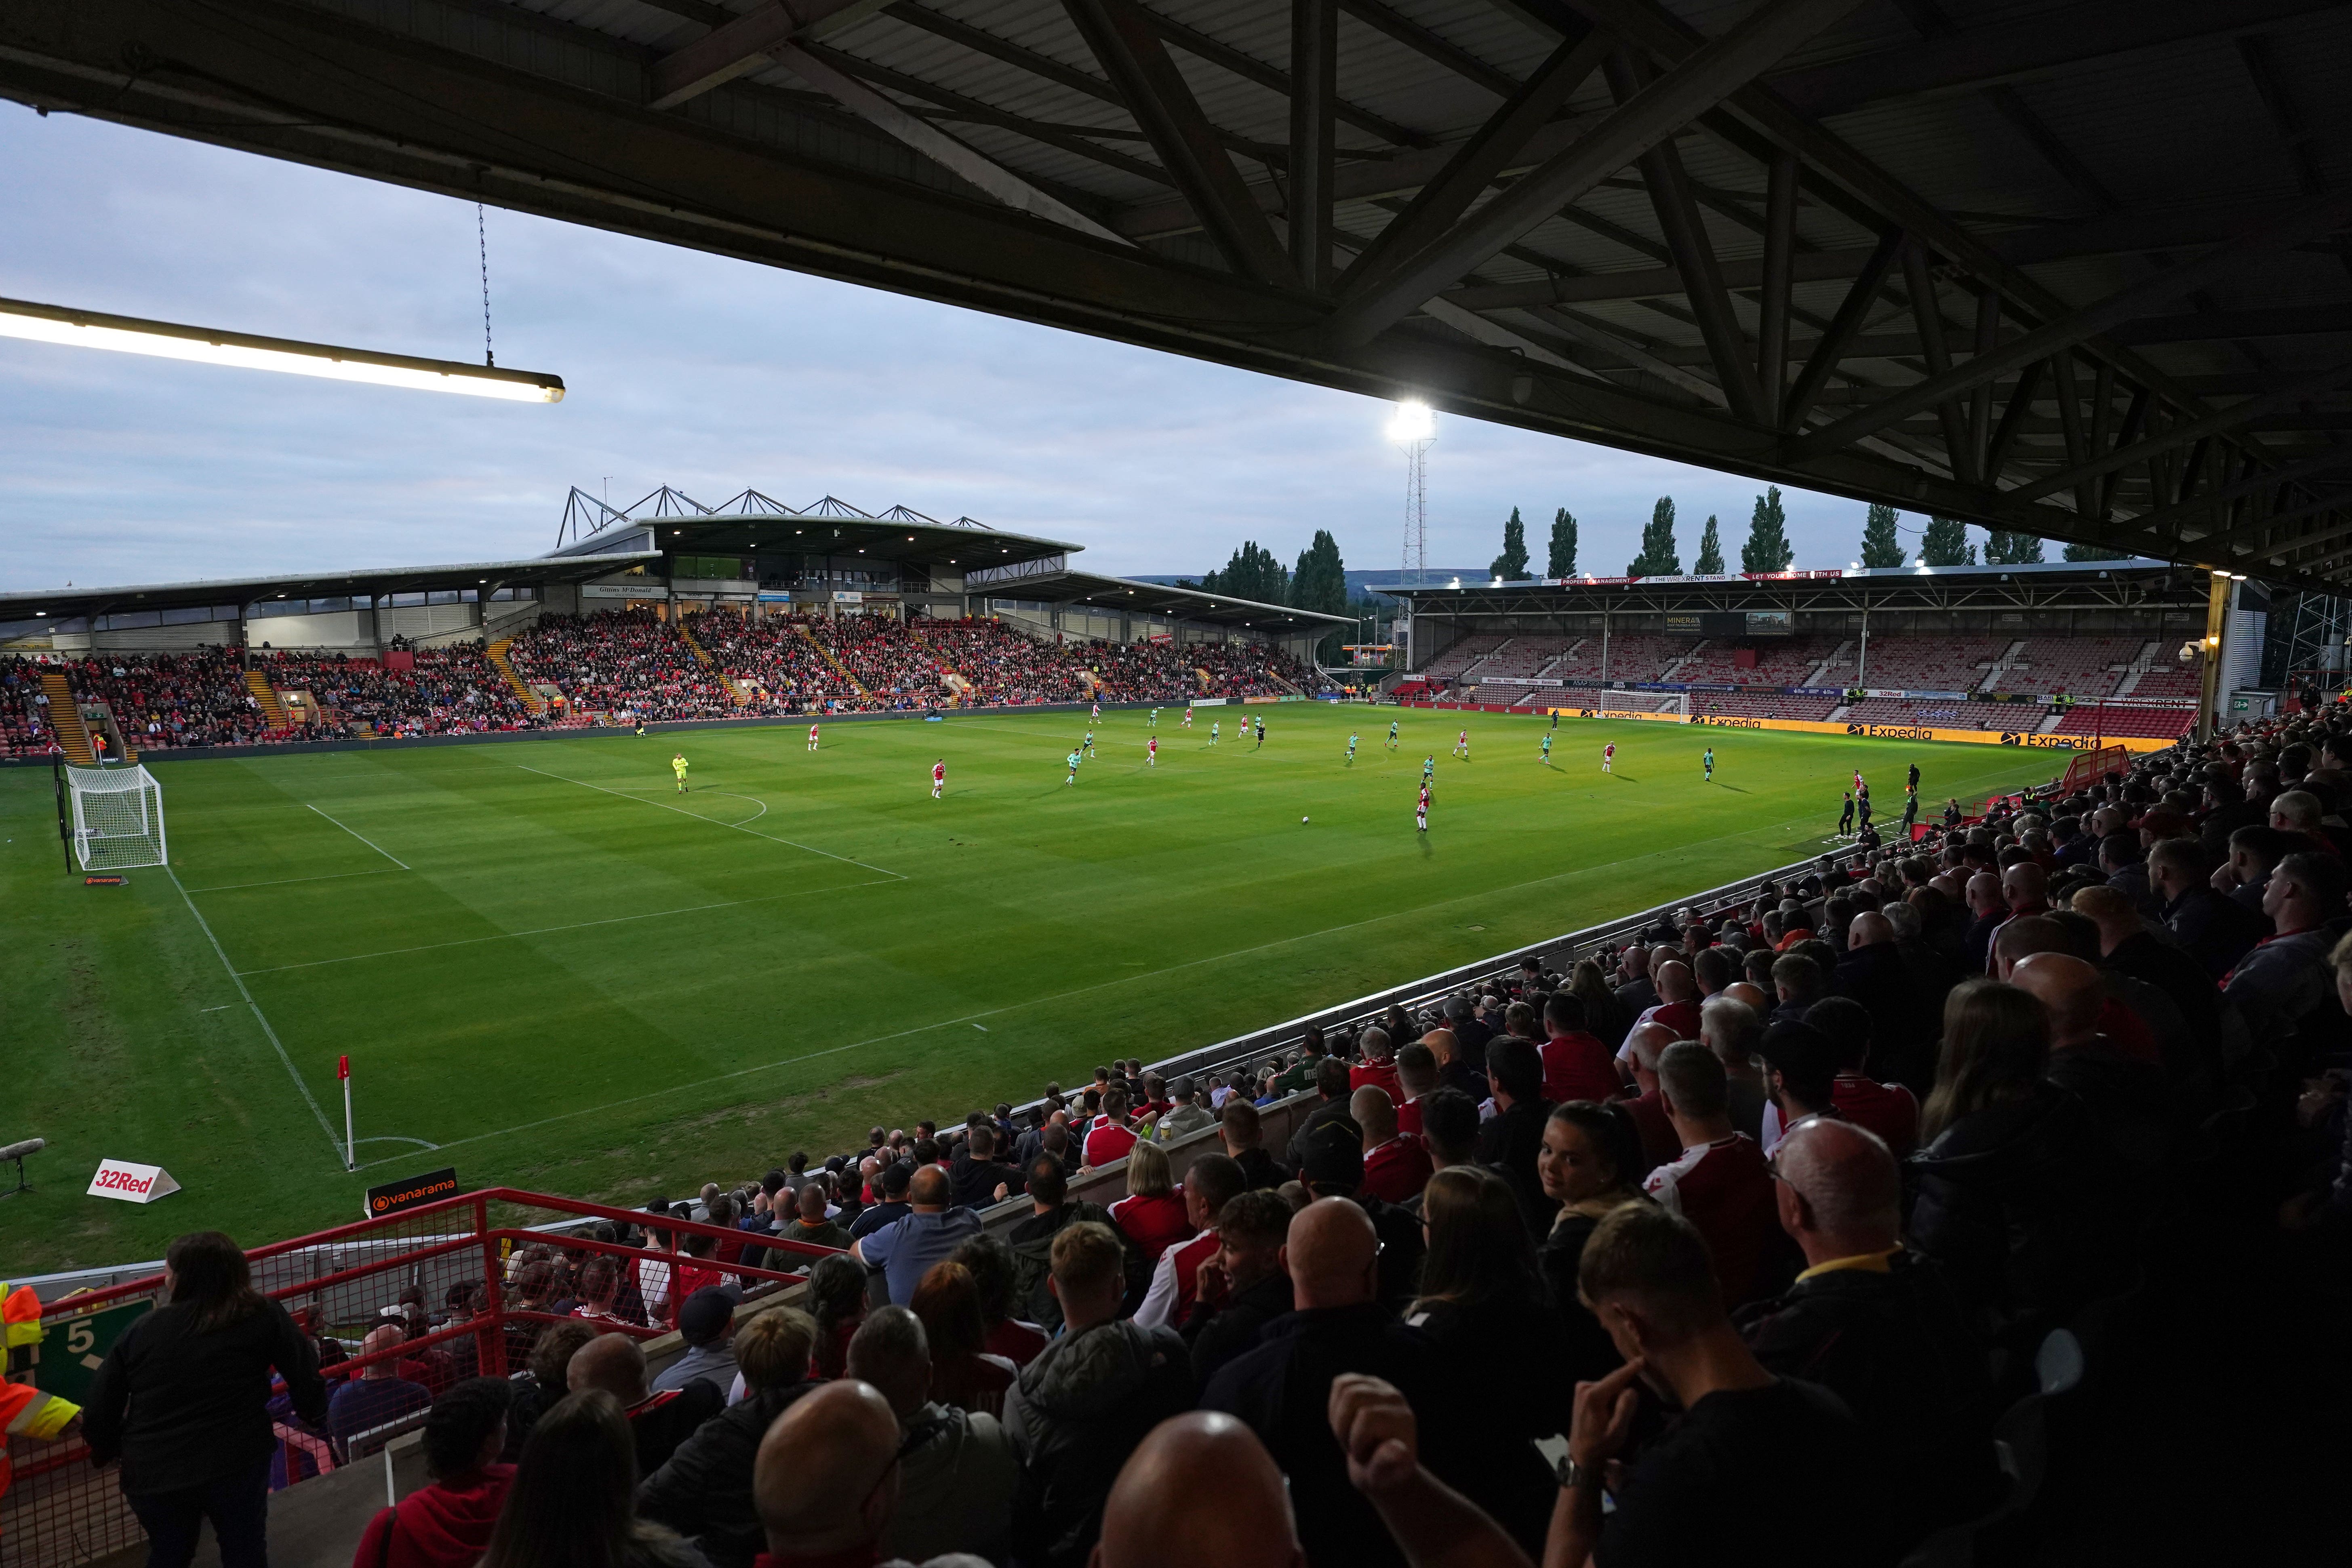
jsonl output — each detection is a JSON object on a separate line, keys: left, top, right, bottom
{"left": 61, "top": 760, "right": 168, "bottom": 873}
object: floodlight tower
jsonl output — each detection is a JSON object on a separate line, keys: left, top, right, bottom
{"left": 1387, "top": 400, "right": 1434, "bottom": 583}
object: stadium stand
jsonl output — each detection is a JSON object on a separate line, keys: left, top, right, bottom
{"left": 1840, "top": 697, "right": 2052, "bottom": 730}
{"left": 25, "top": 703, "right": 2348, "bottom": 1568}
{"left": 1836, "top": 636, "right": 2009, "bottom": 694}
{"left": 1674, "top": 635, "right": 1838, "bottom": 688}
{"left": 1688, "top": 690, "right": 1842, "bottom": 721}
{"left": 506, "top": 609, "right": 738, "bottom": 722}
{"left": 46, "top": 649, "right": 274, "bottom": 749}
{"left": 1991, "top": 637, "right": 2146, "bottom": 699}
{"left": 258, "top": 645, "right": 535, "bottom": 737}
{"left": 2053, "top": 705, "right": 2197, "bottom": 740}
{"left": 1541, "top": 632, "right": 1696, "bottom": 684}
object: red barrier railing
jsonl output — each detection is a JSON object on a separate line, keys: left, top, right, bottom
{"left": 3, "top": 1189, "right": 839, "bottom": 1568}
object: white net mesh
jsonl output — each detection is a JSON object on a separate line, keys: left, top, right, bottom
{"left": 67, "top": 764, "right": 167, "bottom": 871}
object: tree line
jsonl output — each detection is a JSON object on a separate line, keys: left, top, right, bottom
{"left": 1177, "top": 530, "right": 1354, "bottom": 660}
{"left": 1479, "top": 494, "right": 2128, "bottom": 578}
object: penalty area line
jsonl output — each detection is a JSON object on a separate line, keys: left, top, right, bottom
{"left": 307, "top": 804, "right": 410, "bottom": 870}
{"left": 166, "top": 865, "right": 347, "bottom": 1165}
{"left": 514, "top": 764, "right": 905, "bottom": 879}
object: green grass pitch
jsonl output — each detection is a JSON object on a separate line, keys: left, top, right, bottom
{"left": 2, "top": 705, "right": 2060, "bottom": 1272}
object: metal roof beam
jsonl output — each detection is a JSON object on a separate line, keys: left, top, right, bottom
{"left": 1320, "top": 0, "right": 1871, "bottom": 349}
{"left": 649, "top": 0, "right": 896, "bottom": 110}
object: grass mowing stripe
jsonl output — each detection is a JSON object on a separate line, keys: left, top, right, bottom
{"left": 165, "top": 865, "right": 347, "bottom": 1165}
{"left": 234, "top": 876, "right": 905, "bottom": 976}
{"left": 306, "top": 803, "right": 411, "bottom": 869}
{"left": 512, "top": 762, "right": 908, "bottom": 878}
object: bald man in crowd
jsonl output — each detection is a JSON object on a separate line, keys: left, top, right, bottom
{"left": 570, "top": 1330, "right": 720, "bottom": 1476}
{"left": 1734, "top": 1118, "right": 1998, "bottom": 1549}
{"left": 751, "top": 1380, "right": 921, "bottom": 1568}
{"left": 1982, "top": 860, "right": 2050, "bottom": 972}
{"left": 1091, "top": 1412, "right": 1304, "bottom": 1568}
{"left": 1962, "top": 872, "right": 2005, "bottom": 973}
{"left": 2013, "top": 953, "right": 2171, "bottom": 1174}
{"left": 1642, "top": 959, "right": 1701, "bottom": 1040}
{"left": 1201, "top": 1200, "right": 1551, "bottom": 1568}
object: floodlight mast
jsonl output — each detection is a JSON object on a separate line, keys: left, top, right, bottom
{"left": 1387, "top": 400, "right": 1434, "bottom": 585}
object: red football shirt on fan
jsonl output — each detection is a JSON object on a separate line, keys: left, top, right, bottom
{"left": 1830, "top": 1074, "right": 1920, "bottom": 1156}
{"left": 1396, "top": 1096, "right": 1425, "bottom": 1137}
{"left": 1108, "top": 1189, "right": 1195, "bottom": 1263}
{"left": 1644, "top": 1133, "right": 1777, "bottom": 1306}
{"left": 1647, "top": 1000, "right": 1702, "bottom": 1041}
{"left": 1542, "top": 1030, "right": 1621, "bottom": 1104}
{"left": 1350, "top": 1060, "right": 1403, "bottom": 1101}
{"left": 1361, "top": 1134, "right": 1434, "bottom": 1203}
{"left": 1084, "top": 1121, "right": 1140, "bottom": 1168}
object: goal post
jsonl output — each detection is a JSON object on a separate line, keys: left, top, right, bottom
{"left": 64, "top": 763, "right": 168, "bottom": 872}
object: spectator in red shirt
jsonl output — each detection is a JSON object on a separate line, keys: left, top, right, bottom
{"left": 1801, "top": 997, "right": 1920, "bottom": 1155}
{"left": 1349, "top": 1028, "right": 1402, "bottom": 1101}
{"left": 1539, "top": 993, "right": 1621, "bottom": 1104}
{"left": 1107, "top": 1142, "right": 1195, "bottom": 1264}
{"left": 1133, "top": 1153, "right": 1247, "bottom": 1330}
{"left": 1084, "top": 1088, "right": 1140, "bottom": 1168}
{"left": 1642, "top": 1042, "right": 1781, "bottom": 1308}
{"left": 1616, "top": 1023, "right": 1683, "bottom": 1178}
{"left": 1354, "top": 1087, "right": 1432, "bottom": 1204}
{"left": 1393, "top": 1043, "right": 1436, "bottom": 1136}
{"left": 1644, "top": 960, "right": 1703, "bottom": 1041}
{"left": 353, "top": 1377, "right": 515, "bottom": 1568}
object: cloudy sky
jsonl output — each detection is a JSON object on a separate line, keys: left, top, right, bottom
{"left": 0, "top": 107, "right": 1975, "bottom": 594}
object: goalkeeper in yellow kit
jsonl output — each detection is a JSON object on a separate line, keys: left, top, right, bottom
{"left": 672, "top": 753, "right": 689, "bottom": 793}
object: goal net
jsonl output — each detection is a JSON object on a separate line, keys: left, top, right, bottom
{"left": 65, "top": 764, "right": 167, "bottom": 871}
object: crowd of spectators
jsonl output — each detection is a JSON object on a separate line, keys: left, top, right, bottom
{"left": 56, "top": 705, "right": 2352, "bottom": 1568}
{"left": 506, "top": 610, "right": 738, "bottom": 722}
{"left": 19, "top": 649, "right": 273, "bottom": 749}
{"left": 1, "top": 659, "right": 58, "bottom": 755}
{"left": 261, "top": 645, "right": 535, "bottom": 737}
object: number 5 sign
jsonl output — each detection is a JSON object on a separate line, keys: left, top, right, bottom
{"left": 35, "top": 1298, "right": 155, "bottom": 1405}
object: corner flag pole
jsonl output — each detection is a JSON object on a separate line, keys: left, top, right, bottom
{"left": 339, "top": 1055, "right": 356, "bottom": 1172}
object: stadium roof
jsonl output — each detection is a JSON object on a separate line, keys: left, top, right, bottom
{"left": 8, "top": 2, "right": 2351, "bottom": 589}
{"left": 1375, "top": 557, "right": 2211, "bottom": 614}
{"left": 551, "top": 486, "right": 1079, "bottom": 570}
{"left": 971, "top": 563, "right": 1353, "bottom": 630}
{"left": 0, "top": 552, "right": 663, "bottom": 623}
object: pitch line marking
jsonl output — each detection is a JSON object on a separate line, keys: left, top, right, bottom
{"left": 166, "top": 865, "right": 346, "bottom": 1164}
{"left": 232, "top": 876, "right": 902, "bottom": 977}
{"left": 513, "top": 764, "right": 906, "bottom": 879}
{"left": 187, "top": 867, "right": 400, "bottom": 894}
{"left": 355, "top": 749, "right": 2049, "bottom": 1167}
{"left": 306, "top": 804, "right": 410, "bottom": 869}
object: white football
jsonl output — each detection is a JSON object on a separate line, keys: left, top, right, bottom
{"left": 1301, "top": 815, "right": 1310, "bottom": 823}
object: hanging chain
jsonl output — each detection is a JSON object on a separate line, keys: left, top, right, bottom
{"left": 477, "top": 203, "right": 494, "bottom": 367}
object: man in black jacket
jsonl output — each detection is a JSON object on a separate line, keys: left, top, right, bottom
{"left": 1282, "top": 1057, "right": 1360, "bottom": 1170}
{"left": 1296, "top": 1122, "right": 1423, "bottom": 1311}
{"left": 1218, "top": 1099, "right": 1290, "bottom": 1191}
{"left": 1006, "top": 1156, "right": 1116, "bottom": 1332}
{"left": 1200, "top": 1199, "right": 1552, "bottom": 1568}
{"left": 1471, "top": 1037, "right": 1552, "bottom": 1235}
{"left": 1737, "top": 1117, "right": 1999, "bottom": 1551}
{"left": 1180, "top": 1190, "right": 1295, "bottom": 1391}
{"left": 948, "top": 1123, "right": 1025, "bottom": 1210}
{"left": 1003, "top": 1222, "right": 1190, "bottom": 1568}
{"left": 2148, "top": 838, "right": 2266, "bottom": 981}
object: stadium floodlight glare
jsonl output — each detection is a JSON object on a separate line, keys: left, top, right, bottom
{"left": 1385, "top": 399, "right": 1435, "bottom": 442}
{"left": 0, "top": 296, "right": 565, "bottom": 402}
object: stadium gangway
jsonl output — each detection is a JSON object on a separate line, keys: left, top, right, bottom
{"left": 4, "top": 1190, "right": 840, "bottom": 1568}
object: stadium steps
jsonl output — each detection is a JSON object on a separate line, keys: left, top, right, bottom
{"left": 243, "top": 669, "right": 291, "bottom": 730}
{"left": 42, "top": 670, "right": 95, "bottom": 764}
{"left": 2112, "top": 670, "right": 2144, "bottom": 697}
{"left": 676, "top": 618, "right": 717, "bottom": 669}
{"left": 1657, "top": 640, "right": 1706, "bottom": 682}
{"left": 796, "top": 624, "right": 869, "bottom": 697}
{"left": 484, "top": 640, "right": 547, "bottom": 716}
{"left": 1533, "top": 638, "right": 1583, "bottom": 678}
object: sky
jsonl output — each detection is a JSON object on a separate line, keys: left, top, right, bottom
{"left": 0, "top": 107, "right": 1977, "bottom": 595}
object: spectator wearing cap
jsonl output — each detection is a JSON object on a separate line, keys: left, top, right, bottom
{"left": 1356, "top": 1087, "right": 1432, "bottom": 1205}
{"left": 1444, "top": 993, "right": 1492, "bottom": 1062}
{"left": 1134, "top": 1153, "right": 1247, "bottom": 1331}
{"left": 853, "top": 1166, "right": 985, "bottom": 1307}
{"left": 569, "top": 1332, "right": 720, "bottom": 1478}
{"left": 1736, "top": 1117, "right": 1998, "bottom": 1550}
{"left": 1004, "top": 1223, "right": 1190, "bottom": 1568}
{"left": 845, "top": 1305, "right": 1018, "bottom": 1562}
{"left": 638, "top": 1309, "right": 819, "bottom": 1568}
{"left": 850, "top": 1161, "right": 914, "bottom": 1241}
{"left": 1202, "top": 1198, "right": 1551, "bottom": 1568}
{"left": 2230, "top": 850, "right": 2348, "bottom": 1042}
{"left": 1155, "top": 1077, "right": 1216, "bottom": 1142}
{"left": 1552, "top": 1204, "right": 1888, "bottom": 1568}
{"left": 1179, "top": 1189, "right": 1296, "bottom": 1391}
{"left": 651, "top": 1287, "right": 743, "bottom": 1401}
{"left": 352, "top": 1377, "right": 515, "bottom": 1568}
{"left": 1538, "top": 992, "right": 1620, "bottom": 1105}
{"left": 1284, "top": 1058, "right": 1362, "bottom": 1169}
{"left": 1643, "top": 1042, "right": 1780, "bottom": 1308}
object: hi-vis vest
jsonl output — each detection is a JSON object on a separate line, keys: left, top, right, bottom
{"left": 3, "top": 1284, "right": 80, "bottom": 1503}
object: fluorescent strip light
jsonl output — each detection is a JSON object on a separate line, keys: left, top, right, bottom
{"left": 0, "top": 296, "right": 564, "bottom": 402}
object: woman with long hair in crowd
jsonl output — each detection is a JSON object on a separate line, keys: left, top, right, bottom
{"left": 804, "top": 1253, "right": 870, "bottom": 1381}
{"left": 908, "top": 1261, "right": 1018, "bottom": 1417}
{"left": 480, "top": 1389, "right": 703, "bottom": 1568}
{"left": 1567, "top": 959, "right": 1630, "bottom": 1048}
{"left": 1534, "top": 1101, "right": 1650, "bottom": 1381}
{"left": 1105, "top": 1141, "right": 1193, "bottom": 1264}
{"left": 84, "top": 1231, "right": 328, "bottom": 1568}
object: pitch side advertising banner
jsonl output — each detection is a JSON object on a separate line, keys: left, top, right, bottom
{"left": 88, "top": 1159, "right": 180, "bottom": 1204}
{"left": 365, "top": 1167, "right": 461, "bottom": 1221}
{"left": 1548, "top": 709, "right": 2177, "bottom": 752}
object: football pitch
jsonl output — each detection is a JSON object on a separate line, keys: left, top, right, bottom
{"left": 2, "top": 705, "right": 2058, "bottom": 1272}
